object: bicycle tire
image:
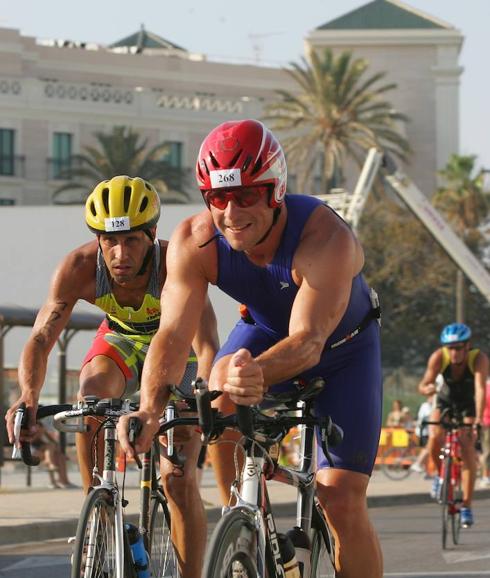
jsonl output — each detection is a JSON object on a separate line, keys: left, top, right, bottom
{"left": 451, "top": 471, "right": 462, "bottom": 545}
{"left": 380, "top": 446, "right": 416, "bottom": 480}
{"left": 311, "top": 501, "right": 336, "bottom": 577}
{"left": 440, "top": 457, "right": 451, "bottom": 550}
{"left": 71, "top": 487, "right": 136, "bottom": 578}
{"left": 202, "top": 508, "right": 259, "bottom": 578}
{"left": 148, "top": 489, "right": 180, "bottom": 578}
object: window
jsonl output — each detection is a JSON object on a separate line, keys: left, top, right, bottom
{"left": 52, "top": 132, "right": 73, "bottom": 179}
{"left": 0, "top": 129, "right": 15, "bottom": 176}
{"left": 162, "top": 141, "right": 182, "bottom": 169}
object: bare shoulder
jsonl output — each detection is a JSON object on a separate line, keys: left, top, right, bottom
{"left": 475, "top": 349, "right": 489, "bottom": 368}
{"left": 295, "top": 204, "right": 363, "bottom": 273}
{"left": 167, "top": 209, "right": 217, "bottom": 282}
{"left": 428, "top": 348, "right": 443, "bottom": 369}
{"left": 53, "top": 240, "right": 98, "bottom": 301}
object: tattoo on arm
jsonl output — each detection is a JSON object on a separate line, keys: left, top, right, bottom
{"left": 33, "top": 301, "right": 69, "bottom": 345}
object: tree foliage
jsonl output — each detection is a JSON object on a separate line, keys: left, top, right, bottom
{"left": 52, "top": 126, "right": 189, "bottom": 204}
{"left": 263, "top": 48, "right": 411, "bottom": 193}
{"left": 359, "top": 189, "right": 490, "bottom": 370}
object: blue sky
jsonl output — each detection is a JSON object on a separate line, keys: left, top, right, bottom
{"left": 2, "top": 0, "right": 489, "bottom": 169}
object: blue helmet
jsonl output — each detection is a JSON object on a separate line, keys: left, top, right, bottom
{"left": 440, "top": 323, "right": 471, "bottom": 345}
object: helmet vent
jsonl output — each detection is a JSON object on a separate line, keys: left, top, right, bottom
{"left": 102, "top": 187, "right": 110, "bottom": 214}
{"left": 209, "top": 152, "right": 220, "bottom": 169}
{"left": 140, "top": 196, "right": 149, "bottom": 213}
{"left": 201, "top": 160, "right": 210, "bottom": 176}
{"left": 144, "top": 182, "right": 152, "bottom": 191}
{"left": 89, "top": 201, "right": 96, "bottom": 217}
{"left": 242, "top": 155, "right": 252, "bottom": 173}
{"left": 251, "top": 157, "right": 263, "bottom": 175}
{"left": 123, "top": 186, "right": 132, "bottom": 212}
{"left": 229, "top": 150, "right": 242, "bottom": 168}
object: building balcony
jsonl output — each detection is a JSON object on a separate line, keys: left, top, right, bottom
{"left": 46, "top": 157, "right": 83, "bottom": 180}
{"left": 0, "top": 156, "right": 25, "bottom": 178}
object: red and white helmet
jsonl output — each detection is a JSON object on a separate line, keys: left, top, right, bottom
{"left": 196, "top": 119, "right": 287, "bottom": 208}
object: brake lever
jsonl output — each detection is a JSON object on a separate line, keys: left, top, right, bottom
{"left": 12, "top": 403, "right": 40, "bottom": 466}
{"left": 165, "top": 402, "right": 176, "bottom": 456}
{"left": 128, "top": 417, "right": 143, "bottom": 469}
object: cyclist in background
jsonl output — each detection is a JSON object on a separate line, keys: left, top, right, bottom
{"left": 418, "top": 322, "right": 488, "bottom": 527}
{"left": 5, "top": 176, "right": 219, "bottom": 578}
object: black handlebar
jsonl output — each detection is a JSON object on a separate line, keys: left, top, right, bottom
{"left": 236, "top": 405, "right": 254, "bottom": 439}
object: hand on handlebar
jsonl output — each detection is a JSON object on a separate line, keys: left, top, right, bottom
{"left": 223, "top": 349, "right": 264, "bottom": 406}
{"left": 117, "top": 410, "right": 160, "bottom": 459}
{"left": 5, "top": 395, "right": 39, "bottom": 448}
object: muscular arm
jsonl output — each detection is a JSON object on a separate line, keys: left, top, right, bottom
{"left": 417, "top": 350, "right": 442, "bottom": 395}
{"left": 7, "top": 245, "right": 95, "bottom": 440}
{"left": 139, "top": 217, "right": 212, "bottom": 416}
{"left": 192, "top": 295, "right": 219, "bottom": 382}
{"left": 256, "top": 208, "right": 364, "bottom": 388}
{"left": 474, "top": 352, "right": 489, "bottom": 421}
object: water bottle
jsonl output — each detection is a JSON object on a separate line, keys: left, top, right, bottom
{"left": 277, "top": 533, "right": 301, "bottom": 578}
{"left": 287, "top": 526, "right": 311, "bottom": 578}
{"left": 125, "top": 523, "right": 150, "bottom": 578}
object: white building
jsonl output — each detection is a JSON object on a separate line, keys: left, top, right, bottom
{"left": 0, "top": 0, "right": 463, "bottom": 206}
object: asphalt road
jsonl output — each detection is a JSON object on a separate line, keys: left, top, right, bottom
{"left": 1, "top": 499, "right": 489, "bottom": 577}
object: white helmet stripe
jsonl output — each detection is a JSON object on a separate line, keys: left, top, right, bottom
{"left": 254, "top": 121, "right": 268, "bottom": 166}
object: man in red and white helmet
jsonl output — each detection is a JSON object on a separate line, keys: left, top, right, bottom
{"left": 119, "top": 120, "right": 383, "bottom": 577}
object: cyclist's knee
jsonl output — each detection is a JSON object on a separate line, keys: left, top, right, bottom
{"left": 78, "top": 357, "right": 126, "bottom": 399}
{"left": 317, "top": 471, "right": 370, "bottom": 532}
{"left": 161, "top": 465, "right": 198, "bottom": 504}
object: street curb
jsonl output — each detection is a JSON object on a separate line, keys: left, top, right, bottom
{"left": 2, "top": 489, "right": 490, "bottom": 546}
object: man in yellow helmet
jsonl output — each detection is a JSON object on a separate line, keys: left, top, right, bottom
{"left": 6, "top": 175, "right": 219, "bottom": 578}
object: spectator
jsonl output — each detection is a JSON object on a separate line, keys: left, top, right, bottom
{"left": 30, "top": 421, "right": 75, "bottom": 489}
{"left": 410, "top": 392, "right": 435, "bottom": 475}
{"left": 401, "top": 406, "right": 415, "bottom": 430}
{"left": 480, "top": 379, "right": 490, "bottom": 487}
{"left": 386, "top": 400, "right": 406, "bottom": 427}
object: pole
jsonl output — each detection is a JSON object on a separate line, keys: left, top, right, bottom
{"left": 456, "top": 269, "right": 465, "bottom": 323}
{"left": 57, "top": 328, "right": 77, "bottom": 454}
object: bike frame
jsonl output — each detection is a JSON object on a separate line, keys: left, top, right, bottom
{"left": 439, "top": 426, "right": 463, "bottom": 513}
{"left": 227, "top": 399, "right": 320, "bottom": 577}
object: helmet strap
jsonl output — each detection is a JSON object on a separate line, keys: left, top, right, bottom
{"left": 137, "top": 241, "right": 155, "bottom": 276}
{"left": 254, "top": 206, "right": 281, "bottom": 246}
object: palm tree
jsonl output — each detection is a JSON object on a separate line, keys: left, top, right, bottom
{"left": 433, "top": 154, "right": 488, "bottom": 238}
{"left": 52, "top": 126, "right": 190, "bottom": 204}
{"left": 433, "top": 154, "right": 490, "bottom": 321}
{"left": 262, "top": 48, "right": 411, "bottom": 193}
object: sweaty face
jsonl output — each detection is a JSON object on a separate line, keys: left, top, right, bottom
{"left": 207, "top": 186, "right": 274, "bottom": 251}
{"left": 98, "top": 230, "right": 152, "bottom": 284}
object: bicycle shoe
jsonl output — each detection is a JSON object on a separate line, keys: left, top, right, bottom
{"left": 460, "top": 507, "right": 474, "bottom": 528}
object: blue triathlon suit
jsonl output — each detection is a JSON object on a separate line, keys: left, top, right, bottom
{"left": 214, "top": 194, "right": 382, "bottom": 475}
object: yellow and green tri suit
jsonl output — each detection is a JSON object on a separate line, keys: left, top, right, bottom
{"left": 82, "top": 241, "right": 197, "bottom": 395}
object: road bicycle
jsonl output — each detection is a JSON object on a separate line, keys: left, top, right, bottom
{"left": 13, "top": 397, "right": 180, "bottom": 578}
{"left": 428, "top": 409, "right": 474, "bottom": 550}
{"left": 154, "top": 377, "right": 343, "bottom": 578}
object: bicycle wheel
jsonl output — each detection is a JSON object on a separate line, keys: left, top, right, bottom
{"left": 71, "top": 487, "right": 135, "bottom": 578}
{"left": 380, "top": 446, "right": 416, "bottom": 480}
{"left": 451, "top": 474, "right": 462, "bottom": 545}
{"left": 440, "top": 457, "right": 451, "bottom": 550}
{"left": 203, "top": 508, "right": 259, "bottom": 578}
{"left": 148, "top": 489, "right": 180, "bottom": 578}
{"left": 311, "top": 502, "right": 336, "bottom": 577}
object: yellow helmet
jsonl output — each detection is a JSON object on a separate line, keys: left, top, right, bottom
{"left": 85, "top": 175, "right": 160, "bottom": 234}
